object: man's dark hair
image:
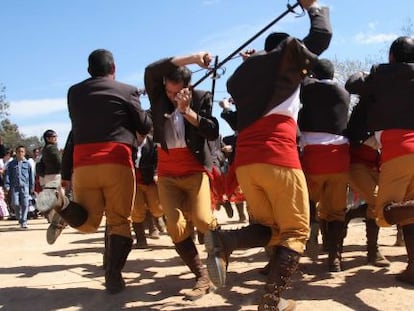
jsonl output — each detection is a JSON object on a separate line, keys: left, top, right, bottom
{"left": 43, "top": 129, "right": 57, "bottom": 143}
{"left": 15, "top": 145, "right": 25, "bottom": 152}
{"left": 88, "top": 49, "right": 115, "bottom": 77}
{"left": 312, "top": 58, "right": 335, "bottom": 79}
{"left": 389, "top": 36, "right": 414, "bottom": 63}
{"left": 264, "top": 32, "right": 289, "bottom": 52}
{"left": 165, "top": 66, "right": 192, "bottom": 86}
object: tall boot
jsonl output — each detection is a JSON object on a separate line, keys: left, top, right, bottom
{"left": 105, "top": 234, "right": 132, "bottom": 294}
{"left": 366, "top": 218, "right": 390, "bottom": 267}
{"left": 319, "top": 219, "right": 329, "bottom": 252}
{"left": 327, "top": 221, "right": 344, "bottom": 272}
{"left": 396, "top": 224, "right": 414, "bottom": 285}
{"left": 259, "top": 246, "right": 274, "bottom": 276}
{"left": 222, "top": 200, "right": 234, "bottom": 218}
{"left": 258, "top": 246, "right": 301, "bottom": 311}
{"left": 305, "top": 200, "right": 319, "bottom": 262}
{"left": 148, "top": 216, "right": 160, "bottom": 239}
{"left": 132, "top": 222, "right": 148, "bottom": 249}
{"left": 57, "top": 201, "right": 88, "bottom": 228}
{"left": 204, "top": 224, "right": 272, "bottom": 287}
{"left": 383, "top": 200, "right": 414, "bottom": 225}
{"left": 154, "top": 216, "right": 167, "bottom": 233}
{"left": 103, "top": 225, "right": 109, "bottom": 270}
{"left": 235, "top": 202, "right": 247, "bottom": 223}
{"left": 174, "top": 236, "right": 215, "bottom": 301}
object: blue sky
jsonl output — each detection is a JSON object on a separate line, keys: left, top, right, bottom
{"left": 1, "top": 0, "right": 413, "bottom": 148}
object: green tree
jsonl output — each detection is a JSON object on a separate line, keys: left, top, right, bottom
{"left": 0, "top": 85, "right": 42, "bottom": 155}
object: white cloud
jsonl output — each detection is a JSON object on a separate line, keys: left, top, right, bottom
{"left": 354, "top": 32, "right": 398, "bottom": 45}
{"left": 9, "top": 98, "right": 67, "bottom": 119}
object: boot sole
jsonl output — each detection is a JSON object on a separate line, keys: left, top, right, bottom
{"left": 204, "top": 230, "right": 227, "bottom": 288}
{"left": 184, "top": 282, "right": 217, "bottom": 301}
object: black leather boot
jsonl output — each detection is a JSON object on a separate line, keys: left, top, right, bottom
{"left": 305, "top": 200, "right": 319, "bottom": 262}
{"left": 132, "top": 222, "right": 148, "bottom": 249}
{"left": 327, "top": 221, "right": 344, "bottom": 272}
{"left": 384, "top": 200, "right": 414, "bottom": 225}
{"left": 235, "top": 202, "right": 247, "bottom": 223}
{"left": 258, "top": 246, "right": 300, "bottom": 311}
{"left": 174, "top": 237, "right": 215, "bottom": 300}
{"left": 204, "top": 224, "right": 272, "bottom": 287}
{"left": 396, "top": 224, "right": 414, "bottom": 285}
{"left": 57, "top": 201, "right": 88, "bottom": 228}
{"left": 105, "top": 234, "right": 132, "bottom": 294}
{"left": 102, "top": 225, "right": 108, "bottom": 270}
{"left": 366, "top": 218, "right": 390, "bottom": 267}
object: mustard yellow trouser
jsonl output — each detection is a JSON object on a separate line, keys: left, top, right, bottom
{"left": 130, "top": 183, "right": 163, "bottom": 223}
{"left": 236, "top": 164, "right": 309, "bottom": 254}
{"left": 72, "top": 164, "right": 135, "bottom": 238}
{"left": 376, "top": 154, "right": 414, "bottom": 227}
{"left": 349, "top": 163, "right": 378, "bottom": 220}
{"left": 157, "top": 172, "right": 217, "bottom": 243}
{"left": 306, "top": 172, "right": 348, "bottom": 222}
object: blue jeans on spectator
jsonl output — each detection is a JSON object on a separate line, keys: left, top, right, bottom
{"left": 11, "top": 186, "right": 30, "bottom": 227}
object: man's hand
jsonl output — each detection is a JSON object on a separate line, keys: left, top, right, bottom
{"left": 194, "top": 52, "right": 212, "bottom": 68}
{"left": 175, "top": 88, "right": 192, "bottom": 114}
{"left": 239, "top": 49, "right": 256, "bottom": 61}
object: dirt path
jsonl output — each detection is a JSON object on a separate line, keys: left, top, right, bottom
{"left": 1, "top": 208, "right": 413, "bottom": 311}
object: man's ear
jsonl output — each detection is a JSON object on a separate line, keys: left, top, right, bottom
{"left": 110, "top": 64, "right": 116, "bottom": 75}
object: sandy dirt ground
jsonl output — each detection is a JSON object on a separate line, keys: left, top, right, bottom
{"left": 1, "top": 207, "right": 413, "bottom": 311}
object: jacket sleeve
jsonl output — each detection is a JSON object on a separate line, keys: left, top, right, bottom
{"left": 127, "top": 87, "right": 153, "bottom": 136}
{"left": 302, "top": 6, "right": 332, "bottom": 56}
{"left": 144, "top": 57, "right": 177, "bottom": 104}
{"left": 61, "top": 131, "right": 74, "bottom": 181}
{"left": 220, "top": 109, "right": 238, "bottom": 131}
{"left": 4, "top": 164, "right": 11, "bottom": 191}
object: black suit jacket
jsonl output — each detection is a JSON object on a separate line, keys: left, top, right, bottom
{"left": 61, "top": 76, "right": 152, "bottom": 179}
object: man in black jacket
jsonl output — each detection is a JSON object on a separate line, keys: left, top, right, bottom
{"left": 345, "top": 36, "right": 414, "bottom": 285}
{"left": 144, "top": 52, "right": 219, "bottom": 300}
{"left": 298, "top": 59, "right": 350, "bottom": 272}
{"left": 203, "top": 1, "right": 332, "bottom": 309}
{"left": 37, "top": 49, "right": 152, "bottom": 294}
